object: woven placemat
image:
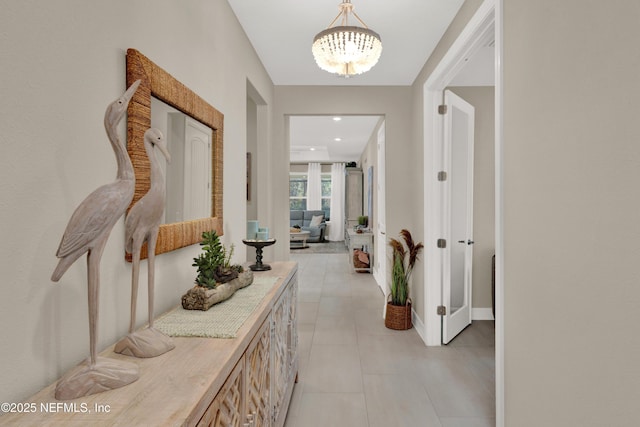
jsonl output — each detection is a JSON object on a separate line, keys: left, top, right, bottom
{"left": 154, "top": 275, "right": 279, "bottom": 338}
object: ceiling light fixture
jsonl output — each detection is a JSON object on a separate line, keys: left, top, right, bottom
{"left": 333, "top": 117, "right": 342, "bottom": 121}
{"left": 312, "top": 0, "right": 382, "bottom": 77}
{"left": 334, "top": 137, "right": 342, "bottom": 142}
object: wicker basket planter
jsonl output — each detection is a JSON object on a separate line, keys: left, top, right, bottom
{"left": 384, "top": 298, "right": 412, "bottom": 330}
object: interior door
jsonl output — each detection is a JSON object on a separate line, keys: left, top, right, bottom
{"left": 183, "top": 117, "right": 212, "bottom": 220}
{"left": 442, "top": 90, "right": 475, "bottom": 344}
{"left": 374, "top": 122, "right": 387, "bottom": 297}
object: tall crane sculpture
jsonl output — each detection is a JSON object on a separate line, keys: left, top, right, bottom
{"left": 115, "top": 128, "right": 174, "bottom": 357}
{"left": 51, "top": 80, "right": 141, "bottom": 400}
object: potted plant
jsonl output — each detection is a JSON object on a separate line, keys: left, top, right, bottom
{"left": 182, "top": 231, "right": 253, "bottom": 310}
{"left": 385, "top": 229, "right": 424, "bottom": 330}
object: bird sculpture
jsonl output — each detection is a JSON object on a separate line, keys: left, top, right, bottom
{"left": 51, "top": 80, "right": 141, "bottom": 400}
{"left": 114, "top": 128, "right": 175, "bottom": 358}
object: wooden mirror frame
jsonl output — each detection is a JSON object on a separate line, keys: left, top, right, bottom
{"left": 125, "top": 48, "right": 223, "bottom": 259}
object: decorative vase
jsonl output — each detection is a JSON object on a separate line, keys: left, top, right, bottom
{"left": 384, "top": 298, "right": 412, "bottom": 330}
{"left": 247, "top": 220, "right": 259, "bottom": 240}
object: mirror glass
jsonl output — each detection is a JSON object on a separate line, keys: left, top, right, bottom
{"left": 126, "top": 48, "right": 223, "bottom": 259}
{"left": 150, "top": 97, "right": 213, "bottom": 223}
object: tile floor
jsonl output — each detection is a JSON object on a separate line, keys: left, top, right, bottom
{"left": 284, "top": 252, "right": 495, "bottom": 427}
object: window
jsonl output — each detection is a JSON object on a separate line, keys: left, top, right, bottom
{"left": 321, "top": 173, "right": 332, "bottom": 220}
{"left": 289, "top": 173, "right": 307, "bottom": 210}
{"left": 289, "top": 171, "right": 332, "bottom": 220}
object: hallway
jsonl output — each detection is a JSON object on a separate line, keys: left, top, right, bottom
{"left": 284, "top": 252, "right": 495, "bottom": 427}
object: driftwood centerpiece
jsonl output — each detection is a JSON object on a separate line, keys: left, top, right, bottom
{"left": 182, "top": 269, "right": 254, "bottom": 310}
{"left": 182, "top": 230, "right": 252, "bottom": 310}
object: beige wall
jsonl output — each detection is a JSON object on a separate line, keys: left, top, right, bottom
{"left": 0, "top": 0, "right": 273, "bottom": 402}
{"left": 289, "top": 164, "right": 307, "bottom": 174}
{"left": 503, "top": 0, "right": 640, "bottom": 424}
{"left": 359, "top": 118, "right": 384, "bottom": 221}
{"left": 246, "top": 97, "right": 258, "bottom": 222}
{"left": 289, "top": 164, "right": 332, "bottom": 173}
{"left": 448, "top": 86, "right": 495, "bottom": 311}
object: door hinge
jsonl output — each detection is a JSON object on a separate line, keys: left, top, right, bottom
{"left": 437, "top": 171, "right": 447, "bottom": 181}
{"left": 437, "top": 305, "right": 446, "bottom": 316}
{"left": 438, "top": 104, "right": 448, "bottom": 115}
{"left": 437, "top": 239, "right": 447, "bottom": 249}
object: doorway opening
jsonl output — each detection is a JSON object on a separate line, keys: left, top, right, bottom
{"left": 246, "top": 80, "right": 268, "bottom": 260}
{"left": 422, "top": 0, "right": 503, "bottom": 424}
{"left": 423, "top": 3, "right": 495, "bottom": 345}
{"left": 287, "top": 114, "right": 386, "bottom": 291}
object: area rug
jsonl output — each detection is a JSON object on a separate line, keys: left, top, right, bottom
{"left": 153, "top": 275, "right": 279, "bottom": 338}
{"left": 290, "top": 241, "right": 348, "bottom": 254}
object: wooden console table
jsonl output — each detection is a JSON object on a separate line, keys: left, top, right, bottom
{"left": 1, "top": 262, "right": 298, "bottom": 427}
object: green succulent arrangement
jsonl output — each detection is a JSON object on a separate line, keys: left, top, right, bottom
{"left": 192, "top": 230, "right": 243, "bottom": 289}
{"left": 388, "top": 229, "right": 424, "bottom": 306}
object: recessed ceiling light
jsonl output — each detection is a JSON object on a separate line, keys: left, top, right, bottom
{"left": 310, "top": 147, "right": 316, "bottom": 151}
{"left": 333, "top": 117, "right": 342, "bottom": 121}
{"left": 334, "top": 137, "right": 342, "bottom": 142}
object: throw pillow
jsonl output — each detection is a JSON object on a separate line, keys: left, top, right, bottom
{"left": 309, "top": 215, "right": 324, "bottom": 228}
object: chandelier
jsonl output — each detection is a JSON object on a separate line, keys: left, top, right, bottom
{"left": 312, "top": 1, "right": 382, "bottom": 77}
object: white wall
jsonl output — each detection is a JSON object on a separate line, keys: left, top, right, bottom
{"left": 503, "top": 1, "right": 640, "bottom": 424}
{"left": 0, "top": 0, "right": 273, "bottom": 402}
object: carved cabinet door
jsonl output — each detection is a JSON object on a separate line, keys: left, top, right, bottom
{"left": 197, "top": 360, "right": 244, "bottom": 427}
{"left": 245, "top": 319, "right": 271, "bottom": 427}
{"left": 287, "top": 279, "right": 298, "bottom": 383}
{"left": 271, "top": 287, "right": 289, "bottom": 424}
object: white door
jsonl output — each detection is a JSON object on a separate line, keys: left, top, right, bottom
{"left": 183, "top": 117, "right": 212, "bottom": 220}
{"left": 374, "top": 121, "right": 387, "bottom": 300}
{"left": 442, "top": 90, "right": 475, "bottom": 344}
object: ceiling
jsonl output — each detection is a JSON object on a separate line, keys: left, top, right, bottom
{"left": 228, "top": 0, "right": 467, "bottom": 86}
{"left": 289, "top": 115, "right": 382, "bottom": 163}
{"left": 228, "top": 0, "right": 493, "bottom": 162}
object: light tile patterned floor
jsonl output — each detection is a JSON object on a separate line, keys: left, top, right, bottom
{"left": 285, "top": 252, "right": 495, "bottom": 427}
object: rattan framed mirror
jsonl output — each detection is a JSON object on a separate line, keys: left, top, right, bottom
{"left": 125, "top": 48, "right": 223, "bottom": 259}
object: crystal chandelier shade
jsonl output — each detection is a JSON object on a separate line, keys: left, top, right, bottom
{"left": 312, "top": 1, "right": 382, "bottom": 77}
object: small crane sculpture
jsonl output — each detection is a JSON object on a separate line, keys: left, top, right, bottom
{"left": 51, "top": 80, "right": 141, "bottom": 400}
{"left": 115, "top": 128, "right": 175, "bottom": 357}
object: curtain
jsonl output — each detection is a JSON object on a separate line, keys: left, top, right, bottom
{"left": 307, "top": 162, "right": 322, "bottom": 210}
{"left": 328, "top": 162, "right": 345, "bottom": 241}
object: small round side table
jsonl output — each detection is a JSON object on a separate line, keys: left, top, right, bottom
{"left": 242, "top": 239, "right": 276, "bottom": 271}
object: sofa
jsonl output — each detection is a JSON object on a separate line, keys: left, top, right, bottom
{"left": 290, "top": 210, "right": 327, "bottom": 243}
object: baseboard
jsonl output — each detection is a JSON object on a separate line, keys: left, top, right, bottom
{"left": 411, "top": 308, "right": 492, "bottom": 345}
{"left": 472, "top": 308, "right": 494, "bottom": 320}
{"left": 412, "top": 309, "right": 428, "bottom": 345}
